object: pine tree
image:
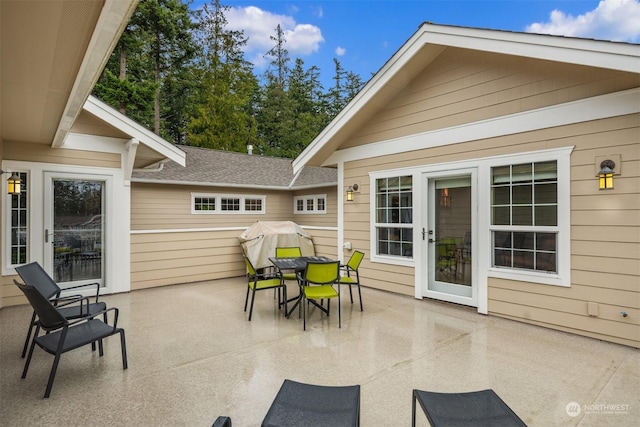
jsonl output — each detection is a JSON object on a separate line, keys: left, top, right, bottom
{"left": 186, "top": 0, "right": 259, "bottom": 151}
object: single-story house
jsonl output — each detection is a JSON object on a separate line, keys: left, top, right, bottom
{"left": 1, "top": 1, "right": 638, "bottom": 348}
{"left": 292, "top": 23, "right": 640, "bottom": 348}
{"left": 0, "top": 0, "right": 337, "bottom": 306}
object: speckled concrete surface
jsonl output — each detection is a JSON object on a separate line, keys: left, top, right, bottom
{"left": 1, "top": 277, "right": 637, "bottom": 426}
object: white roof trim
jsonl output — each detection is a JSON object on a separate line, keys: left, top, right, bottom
{"left": 81, "top": 95, "right": 186, "bottom": 167}
{"left": 293, "top": 23, "right": 640, "bottom": 173}
{"left": 52, "top": 0, "right": 138, "bottom": 148}
{"left": 323, "top": 87, "right": 640, "bottom": 166}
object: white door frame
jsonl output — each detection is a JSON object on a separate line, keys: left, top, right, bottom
{"left": 420, "top": 168, "right": 478, "bottom": 307}
{"left": 2, "top": 160, "right": 130, "bottom": 294}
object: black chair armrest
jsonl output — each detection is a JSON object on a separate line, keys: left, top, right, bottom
{"left": 68, "top": 306, "right": 120, "bottom": 332}
{"left": 61, "top": 281, "right": 101, "bottom": 301}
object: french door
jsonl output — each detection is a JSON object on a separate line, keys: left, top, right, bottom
{"left": 424, "top": 170, "right": 477, "bottom": 306}
{"left": 44, "top": 173, "right": 105, "bottom": 287}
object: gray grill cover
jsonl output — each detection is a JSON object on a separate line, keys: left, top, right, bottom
{"left": 239, "top": 221, "right": 314, "bottom": 269}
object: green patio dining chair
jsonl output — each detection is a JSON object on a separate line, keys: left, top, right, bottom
{"left": 339, "top": 250, "right": 364, "bottom": 311}
{"left": 297, "top": 261, "right": 341, "bottom": 331}
{"left": 275, "top": 247, "right": 302, "bottom": 282}
{"left": 274, "top": 246, "right": 302, "bottom": 301}
{"left": 244, "top": 256, "right": 287, "bottom": 321}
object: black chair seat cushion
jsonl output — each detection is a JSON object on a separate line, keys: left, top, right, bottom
{"left": 413, "top": 389, "right": 527, "bottom": 427}
{"left": 36, "top": 319, "right": 122, "bottom": 355}
{"left": 57, "top": 301, "right": 106, "bottom": 320}
{"left": 262, "top": 379, "right": 360, "bottom": 427}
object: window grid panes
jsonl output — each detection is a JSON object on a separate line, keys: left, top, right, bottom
{"left": 375, "top": 176, "right": 413, "bottom": 258}
{"left": 491, "top": 161, "right": 557, "bottom": 273}
{"left": 194, "top": 197, "right": 216, "bottom": 211}
{"left": 192, "top": 194, "right": 265, "bottom": 214}
{"left": 221, "top": 198, "right": 240, "bottom": 211}
{"left": 10, "top": 172, "right": 28, "bottom": 265}
{"left": 293, "top": 195, "right": 327, "bottom": 214}
{"left": 244, "top": 198, "right": 262, "bottom": 211}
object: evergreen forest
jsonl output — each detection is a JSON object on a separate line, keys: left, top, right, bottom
{"left": 92, "top": 0, "right": 367, "bottom": 159}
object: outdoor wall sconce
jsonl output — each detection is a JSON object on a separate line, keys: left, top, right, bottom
{"left": 346, "top": 183, "right": 358, "bottom": 201}
{"left": 0, "top": 169, "right": 22, "bottom": 195}
{"left": 596, "top": 160, "right": 615, "bottom": 190}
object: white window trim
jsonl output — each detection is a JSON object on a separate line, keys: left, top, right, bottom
{"left": 3, "top": 170, "right": 29, "bottom": 271}
{"left": 191, "top": 193, "right": 266, "bottom": 215}
{"left": 484, "top": 149, "right": 571, "bottom": 287}
{"left": 369, "top": 172, "right": 415, "bottom": 267}
{"left": 293, "top": 194, "right": 327, "bottom": 214}
{"left": 366, "top": 146, "right": 572, "bottom": 287}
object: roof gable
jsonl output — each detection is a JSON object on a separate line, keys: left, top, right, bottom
{"left": 292, "top": 23, "right": 640, "bottom": 173}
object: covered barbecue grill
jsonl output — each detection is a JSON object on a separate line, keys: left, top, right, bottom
{"left": 239, "top": 221, "right": 314, "bottom": 269}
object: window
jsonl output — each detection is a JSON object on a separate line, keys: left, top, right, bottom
{"left": 374, "top": 176, "right": 413, "bottom": 258}
{"left": 9, "top": 172, "right": 28, "bottom": 266}
{"left": 490, "top": 161, "right": 557, "bottom": 273}
{"left": 293, "top": 194, "right": 327, "bottom": 214}
{"left": 191, "top": 193, "right": 265, "bottom": 214}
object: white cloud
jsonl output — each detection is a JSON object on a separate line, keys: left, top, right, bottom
{"left": 335, "top": 46, "right": 347, "bottom": 56}
{"left": 225, "top": 6, "right": 324, "bottom": 68}
{"left": 525, "top": 0, "right": 640, "bottom": 42}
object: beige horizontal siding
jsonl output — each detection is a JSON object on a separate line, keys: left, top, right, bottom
{"left": 292, "top": 187, "right": 338, "bottom": 228}
{"left": 344, "top": 48, "right": 639, "bottom": 148}
{"left": 341, "top": 62, "right": 639, "bottom": 347}
{"left": 131, "top": 227, "right": 338, "bottom": 290}
{"left": 307, "top": 228, "right": 338, "bottom": 258}
{"left": 3, "top": 140, "right": 120, "bottom": 168}
{"left": 131, "top": 183, "right": 294, "bottom": 229}
{"left": 131, "top": 229, "right": 245, "bottom": 290}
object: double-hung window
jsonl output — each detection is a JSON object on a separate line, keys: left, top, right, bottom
{"left": 192, "top": 193, "right": 265, "bottom": 214}
{"left": 374, "top": 175, "right": 413, "bottom": 259}
{"left": 490, "top": 161, "right": 558, "bottom": 273}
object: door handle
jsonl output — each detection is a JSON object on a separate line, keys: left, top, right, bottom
{"left": 45, "top": 229, "right": 54, "bottom": 243}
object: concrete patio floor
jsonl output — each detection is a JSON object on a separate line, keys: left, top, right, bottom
{"left": 1, "top": 277, "right": 638, "bottom": 426}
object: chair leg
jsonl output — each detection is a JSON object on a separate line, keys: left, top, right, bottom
{"left": 98, "top": 339, "right": 104, "bottom": 356}
{"left": 44, "top": 353, "right": 62, "bottom": 398}
{"left": 248, "top": 288, "right": 256, "bottom": 321}
{"left": 120, "top": 330, "right": 128, "bottom": 369}
{"left": 303, "top": 294, "right": 306, "bottom": 331}
{"left": 357, "top": 283, "right": 363, "bottom": 311}
{"left": 282, "top": 286, "right": 287, "bottom": 318}
{"left": 243, "top": 285, "right": 251, "bottom": 312}
{"left": 22, "top": 326, "right": 39, "bottom": 379}
{"left": 412, "top": 390, "right": 417, "bottom": 427}
{"left": 348, "top": 284, "right": 354, "bottom": 303}
{"left": 21, "top": 311, "right": 37, "bottom": 358}
{"left": 338, "top": 292, "right": 341, "bottom": 328}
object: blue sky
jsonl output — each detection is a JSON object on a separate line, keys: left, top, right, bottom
{"left": 191, "top": 0, "right": 640, "bottom": 87}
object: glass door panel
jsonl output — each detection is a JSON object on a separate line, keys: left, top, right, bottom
{"left": 428, "top": 176, "right": 473, "bottom": 299}
{"left": 51, "top": 179, "right": 104, "bottom": 285}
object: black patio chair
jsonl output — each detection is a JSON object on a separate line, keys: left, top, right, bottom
{"left": 212, "top": 416, "right": 232, "bottom": 427}
{"left": 15, "top": 281, "right": 127, "bottom": 398}
{"left": 15, "top": 262, "right": 105, "bottom": 358}
{"left": 412, "top": 388, "right": 527, "bottom": 426}
{"left": 262, "top": 379, "right": 360, "bottom": 426}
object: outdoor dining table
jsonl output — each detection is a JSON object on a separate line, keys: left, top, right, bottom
{"left": 268, "top": 255, "right": 334, "bottom": 318}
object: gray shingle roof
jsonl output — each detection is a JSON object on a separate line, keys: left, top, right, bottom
{"left": 132, "top": 145, "right": 337, "bottom": 189}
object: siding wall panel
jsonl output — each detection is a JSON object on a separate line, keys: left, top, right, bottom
{"left": 339, "top": 46, "right": 638, "bottom": 346}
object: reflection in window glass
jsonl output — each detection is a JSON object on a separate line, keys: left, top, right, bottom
{"left": 375, "top": 176, "right": 413, "bottom": 258}
{"left": 10, "top": 172, "right": 28, "bottom": 265}
{"left": 491, "top": 161, "right": 558, "bottom": 273}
